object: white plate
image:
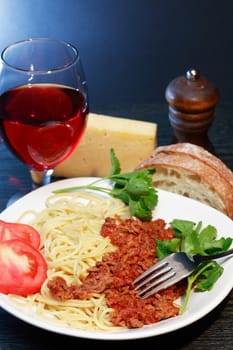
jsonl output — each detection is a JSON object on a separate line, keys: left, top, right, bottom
{"left": 0, "top": 177, "right": 233, "bottom": 341}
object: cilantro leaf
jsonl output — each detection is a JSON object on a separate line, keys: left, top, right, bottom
{"left": 53, "top": 148, "right": 158, "bottom": 221}
{"left": 155, "top": 238, "right": 181, "bottom": 259}
{"left": 195, "top": 261, "right": 224, "bottom": 291}
{"left": 179, "top": 261, "right": 224, "bottom": 314}
{"left": 109, "top": 148, "right": 121, "bottom": 176}
{"left": 154, "top": 219, "right": 233, "bottom": 314}
{"left": 170, "top": 219, "right": 196, "bottom": 237}
{"left": 169, "top": 219, "right": 232, "bottom": 256}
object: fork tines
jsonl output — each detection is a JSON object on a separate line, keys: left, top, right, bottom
{"left": 133, "top": 257, "right": 177, "bottom": 299}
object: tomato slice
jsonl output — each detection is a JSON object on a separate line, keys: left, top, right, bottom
{"left": 0, "top": 220, "right": 40, "bottom": 249}
{"left": 0, "top": 239, "right": 47, "bottom": 296}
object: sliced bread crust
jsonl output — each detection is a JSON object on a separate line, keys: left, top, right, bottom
{"left": 136, "top": 143, "right": 233, "bottom": 219}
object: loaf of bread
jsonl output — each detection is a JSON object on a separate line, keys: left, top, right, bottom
{"left": 135, "top": 143, "right": 233, "bottom": 219}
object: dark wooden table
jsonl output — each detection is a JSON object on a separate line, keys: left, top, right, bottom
{"left": 0, "top": 103, "right": 233, "bottom": 350}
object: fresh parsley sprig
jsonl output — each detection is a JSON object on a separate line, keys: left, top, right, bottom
{"left": 179, "top": 260, "right": 223, "bottom": 314}
{"left": 155, "top": 219, "right": 233, "bottom": 314}
{"left": 53, "top": 148, "right": 158, "bottom": 221}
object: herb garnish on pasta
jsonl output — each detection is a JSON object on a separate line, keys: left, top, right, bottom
{"left": 53, "top": 148, "right": 158, "bottom": 221}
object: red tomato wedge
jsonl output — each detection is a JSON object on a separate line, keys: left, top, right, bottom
{"left": 0, "top": 239, "right": 47, "bottom": 296}
{"left": 0, "top": 220, "right": 40, "bottom": 249}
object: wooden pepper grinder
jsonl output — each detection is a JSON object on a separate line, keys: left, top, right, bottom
{"left": 165, "top": 68, "right": 219, "bottom": 152}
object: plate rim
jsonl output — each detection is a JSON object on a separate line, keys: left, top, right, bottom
{"left": 0, "top": 177, "right": 233, "bottom": 340}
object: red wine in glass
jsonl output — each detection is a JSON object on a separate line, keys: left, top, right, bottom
{"left": 0, "top": 83, "right": 88, "bottom": 170}
{"left": 0, "top": 38, "right": 89, "bottom": 202}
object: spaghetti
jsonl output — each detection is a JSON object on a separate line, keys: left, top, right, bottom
{"left": 10, "top": 191, "right": 184, "bottom": 331}
{"left": 12, "top": 191, "right": 130, "bottom": 331}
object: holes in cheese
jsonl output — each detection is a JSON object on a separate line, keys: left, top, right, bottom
{"left": 54, "top": 113, "right": 157, "bottom": 177}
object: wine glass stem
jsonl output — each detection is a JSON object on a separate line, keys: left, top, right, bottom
{"left": 6, "top": 169, "right": 54, "bottom": 207}
{"left": 29, "top": 169, "right": 54, "bottom": 189}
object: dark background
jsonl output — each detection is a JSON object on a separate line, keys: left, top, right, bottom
{"left": 1, "top": 0, "right": 233, "bottom": 108}
{"left": 0, "top": 2, "right": 233, "bottom": 348}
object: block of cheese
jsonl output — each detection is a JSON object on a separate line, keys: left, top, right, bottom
{"left": 54, "top": 113, "right": 157, "bottom": 177}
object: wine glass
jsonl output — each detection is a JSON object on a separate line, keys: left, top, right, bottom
{"left": 0, "top": 38, "right": 89, "bottom": 200}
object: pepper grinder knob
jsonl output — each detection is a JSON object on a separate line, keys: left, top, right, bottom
{"left": 165, "top": 68, "right": 219, "bottom": 152}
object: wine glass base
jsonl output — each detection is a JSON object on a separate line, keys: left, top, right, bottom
{"left": 6, "top": 189, "right": 29, "bottom": 207}
{"left": 6, "top": 170, "right": 54, "bottom": 207}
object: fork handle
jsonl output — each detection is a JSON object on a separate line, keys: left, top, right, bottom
{"left": 194, "top": 247, "right": 233, "bottom": 263}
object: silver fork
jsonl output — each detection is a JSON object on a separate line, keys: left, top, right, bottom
{"left": 133, "top": 248, "right": 233, "bottom": 299}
